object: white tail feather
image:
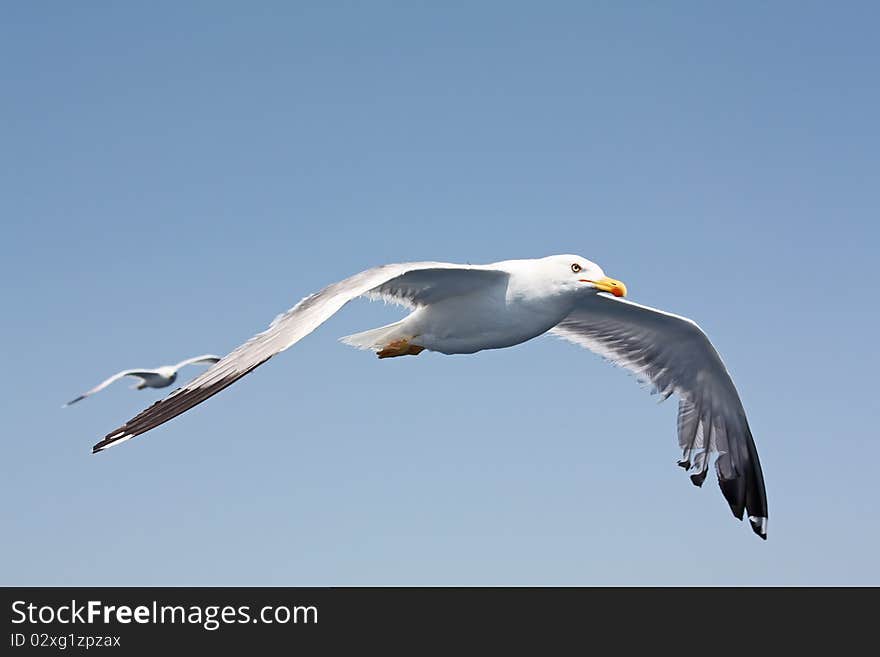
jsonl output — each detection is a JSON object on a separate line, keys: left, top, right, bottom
{"left": 340, "top": 320, "right": 406, "bottom": 351}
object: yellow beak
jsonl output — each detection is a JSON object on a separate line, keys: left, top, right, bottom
{"left": 581, "top": 276, "right": 627, "bottom": 297}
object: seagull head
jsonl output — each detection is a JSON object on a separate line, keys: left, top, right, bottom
{"left": 541, "top": 254, "right": 627, "bottom": 297}
{"left": 156, "top": 366, "right": 178, "bottom": 381}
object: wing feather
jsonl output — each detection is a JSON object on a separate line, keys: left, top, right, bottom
{"left": 550, "top": 293, "right": 768, "bottom": 539}
{"left": 93, "top": 262, "right": 507, "bottom": 452}
{"left": 172, "top": 354, "right": 222, "bottom": 370}
{"left": 64, "top": 369, "right": 156, "bottom": 407}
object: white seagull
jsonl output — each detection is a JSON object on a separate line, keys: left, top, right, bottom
{"left": 65, "top": 355, "right": 221, "bottom": 407}
{"left": 93, "top": 255, "right": 768, "bottom": 538}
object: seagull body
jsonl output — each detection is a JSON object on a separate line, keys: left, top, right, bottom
{"left": 92, "top": 255, "right": 768, "bottom": 539}
{"left": 342, "top": 258, "right": 590, "bottom": 356}
{"left": 65, "top": 355, "right": 221, "bottom": 406}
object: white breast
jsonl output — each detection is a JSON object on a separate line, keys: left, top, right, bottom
{"left": 406, "top": 286, "right": 573, "bottom": 355}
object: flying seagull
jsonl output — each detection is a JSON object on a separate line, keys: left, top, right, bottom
{"left": 64, "top": 355, "right": 221, "bottom": 407}
{"left": 93, "top": 255, "right": 768, "bottom": 539}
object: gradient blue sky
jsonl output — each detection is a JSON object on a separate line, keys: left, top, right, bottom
{"left": 2, "top": 2, "right": 878, "bottom": 585}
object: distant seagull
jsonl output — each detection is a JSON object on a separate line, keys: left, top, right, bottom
{"left": 64, "top": 355, "right": 221, "bottom": 407}
{"left": 93, "top": 255, "right": 768, "bottom": 539}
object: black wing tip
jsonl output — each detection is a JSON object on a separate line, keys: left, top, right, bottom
{"left": 681, "top": 462, "right": 767, "bottom": 540}
{"left": 750, "top": 516, "right": 768, "bottom": 540}
{"left": 719, "top": 476, "right": 746, "bottom": 520}
{"left": 718, "top": 477, "right": 769, "bottom": 540}
{"left": 92, "top": 441, "right": 110, "bottom": 454}
{"left": 91, "top": 433, "right": 131, "bottom": 454}
{"left": 719, "top": 474, "right": 768, "bottom": 540}
{"left": 87, "top": 365, "right": 268, "bottom": 456}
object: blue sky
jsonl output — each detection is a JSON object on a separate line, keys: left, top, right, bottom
{"left": 2, "top": 1, "right": 878, "bottom": 585}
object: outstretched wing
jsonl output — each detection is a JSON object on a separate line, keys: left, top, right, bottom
{"left": 550, "top": 293, "right": 768, "bottom": 539}
{"left": 93, "top": 262, "right": 508, "bottom": 453}
{"left": 172, "top": 354, "right": 222, "bottom": 370}
{"left": 64, "top": 369, "right": 157, "bottom": 407}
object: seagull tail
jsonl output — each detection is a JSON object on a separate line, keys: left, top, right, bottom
{"left": 340, "top": 320, "right": 406, "bottom": 352}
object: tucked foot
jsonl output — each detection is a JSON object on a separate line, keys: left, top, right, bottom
{"left": 377, "top": 338, "right": 425, "bottom": 359}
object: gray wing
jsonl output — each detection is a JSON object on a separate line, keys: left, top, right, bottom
{"left": 550, "top": 293, "right": 768, "bottom": 539}
{"left": 64, "top": 369, "right": 157, "bottom": 407}
{"left": 93, "top": 262, "right": 508, "bottom": 452}
{"left": 172, "top": 354, "right": 223, "bottom": 370}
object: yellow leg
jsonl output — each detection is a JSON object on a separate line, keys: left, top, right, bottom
{"left": 377, "top": 338, "right": 425, "bottom": 359}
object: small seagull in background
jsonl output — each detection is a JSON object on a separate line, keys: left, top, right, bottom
{"left": 63, "top": 355, "right": 221, "bottom": 407}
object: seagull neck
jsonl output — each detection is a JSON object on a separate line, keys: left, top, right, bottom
{"left": 506, "top": 280, "right": 577, "bottom": 317}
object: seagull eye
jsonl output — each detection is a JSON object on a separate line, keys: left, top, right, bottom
{"left": 571, "top": 263, "right": 582, "bottom": 273}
